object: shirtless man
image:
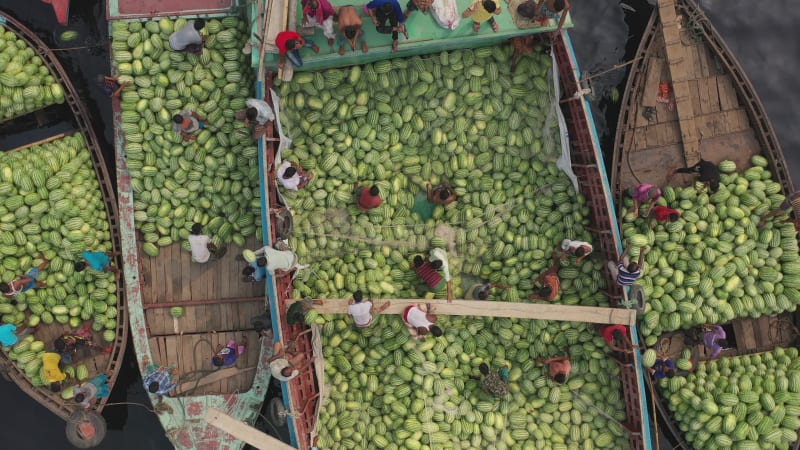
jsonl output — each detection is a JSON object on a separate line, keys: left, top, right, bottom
{"left": 336, "top": 5, "right": 368, "bottom": 55}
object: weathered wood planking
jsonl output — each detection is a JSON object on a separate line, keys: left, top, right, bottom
{"left": 205, "top": 407, "right": 297, "bottom": 450}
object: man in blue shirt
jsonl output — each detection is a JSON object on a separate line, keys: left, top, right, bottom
{"left": 365, "top": 0, "right": 407, "bottom": 52}
{"left": 242, "top": 257, "right": 268, "bottom": 282}
{"left": 141, "top": 355, "right": 178, "bottom": 405}
{"left": 75, "top": 250, "right": 120, "bottom": 277}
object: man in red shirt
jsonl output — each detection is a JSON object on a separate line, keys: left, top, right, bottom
{"left": 354, "top": 183, "right": 382, "bottom": 211}
{"left": 648, "top": 205, "right": 681, "bottom": 227}
{"left": 529, "top": 251, "right": 561, "bottom": 301}
{"left": 599, "top": 324, "right": 637, "bottom": 353}
{"left": 275, "top": 30, "right": 320, "bottom": 69}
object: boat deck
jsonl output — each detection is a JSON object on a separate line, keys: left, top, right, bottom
{"left": 257, "top": 0, "right": 573, "bottom": 72}
{"left": 138, "top": 236, "right": 265, "bottom": 396}
{"left": 614, "top": 14, "right": 761, "bottom": 192}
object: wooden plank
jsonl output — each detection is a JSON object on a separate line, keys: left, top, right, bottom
{"left": 755, "top": 316, "right": 774, "bottom": 349}
{"left": 688, "top": 80, "right": 702, "bottom": 123}
{"left": 205, "top": 407, "right": 297, "bottom": 450}
{"left": 705, "top": 77, "right": 720, "bottom": 114}
{"left": 697, "top": 78, "right": 712, "bottom": 115}
{"left": 733, "top": 319, "right": 757, "bottom": 352}
{"left": 641, "top": 56, "right": 665, "bottom": 108}
{"left": 296, "top": 299, "right": 637, "bottom": 326}
{"left": 716, "top": 75, "right": 738, "bottom": 111}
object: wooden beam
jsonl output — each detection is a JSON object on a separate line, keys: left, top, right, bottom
{"left": 291, "top": 299, "right": 637, "bottom": 326}
{"left": 205, "top": 407, "right": 296, "bottom": 450}
{"left": 143, "top": 296, "right": 263, "bottom": 310}
{"left": 173, "top": 367, "right": 256, "bottom": 395}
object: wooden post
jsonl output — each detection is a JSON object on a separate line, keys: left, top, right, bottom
{"left": 292, "top": 298, "right": 637, "bottom": 326}
{"left": 204, "top": 407, "right": 296, "bottom": 450}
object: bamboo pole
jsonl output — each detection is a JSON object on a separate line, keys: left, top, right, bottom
{"left": 205, "top": 407, "right": 296, "bottom": 450}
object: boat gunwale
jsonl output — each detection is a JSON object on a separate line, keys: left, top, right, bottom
{"left": 0, "top": 11, "right": 128, "bottom": 423}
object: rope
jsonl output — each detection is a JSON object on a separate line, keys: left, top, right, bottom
{"left": 102, "top": 401, "right": 158, "bottom": 414}
{"left": 569, "top": 387, "right": 628, "bottom": 433}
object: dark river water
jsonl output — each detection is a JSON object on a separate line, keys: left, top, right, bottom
{"left": 0, "top": 0, "right": 797, "bottom": 448}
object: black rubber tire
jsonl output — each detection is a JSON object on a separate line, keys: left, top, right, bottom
{"left": 65, "top": 411, "right": 107, "bottom": 448}
{"left": 274, "top": 209, "right": 293, "bottom": 241}
{"left": 629, "top": 284, "right": 646, "bottom": 313}
{"left": 267, "top": 397, "right": 287, "bottom": 427}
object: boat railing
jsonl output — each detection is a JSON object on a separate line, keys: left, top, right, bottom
{"left": 0, "top": 12, "right": 127, "bottom": 416}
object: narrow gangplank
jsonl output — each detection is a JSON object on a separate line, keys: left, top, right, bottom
{"left": 291, "top": 299, "right": 637, "bottom": 326}
{"left": 205, "top": 408, "right": 297, "bottom": 450}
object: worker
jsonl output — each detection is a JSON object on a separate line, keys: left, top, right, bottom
{"left": 354, "top": 183, "right": 382, "bottom": 211}
{"left": 235, "top": 98, "right": 274, "bottom": 140}
{"left": 141, "top": 355, "right": 178, "bottom": 403}
{"left": 248, "top": 241, "right": 309, "bottom": 278}
{"left": 465, "top": 282, "right": 505, "bottom": 300}
{"left": 54, "top": 324, "right": 109, "bottom": 364}
{"left": 0, "top": 255, "right": 49, "bottom": 297}
{"left": 759, "top": 191, "right": 800, "bottom": 229}
{"left": 169, "top": 19, "right": 205, "bottom": 54}
{"left": 427, "top": 182, "right": 457, "bottom": 205}
{"left": 462, "top": 0, "right": 502, "bottom": 33}
{"left": 626, "top": 183, "right": 662, "bottom": 217}
{"left": 42, "top": 352, "right": 67, "bottom": 392}
{"left": 429, "top": 248, "right": 453, "bottom": 302}
{"left": 269, "top": 341, "right": 312, "bottom": 382}
{"left": 608, "top": 240, "right": 648, "bottom": 286}
{"left": 365, "top": 0, "right": 407, "bottom": 53}
{"left": 402, "top": 303, "right": 442, "bottom": 340}
{"left": 188, "top": 223, "right": 225, "bottom": 263}
{"left": 0, "top": 323, "right": 31, "bottom": 347}
{"left": 275, "top": 30, "right": 319, "bottom": 69}
{"left": 599, "top": 324, "right": 636, "bottom": 353}
{"left": 539, "top": 353, "right": 571, "bottom": 384}
{"left": 472, "top": 363, "right": 509, "bottom": 398}
{"left": 276, "top": 160, "right": 314, "bottom": 191}
{"left": 73, "top": 374, "right": 110, "bottom": 410}
{"left": 703, "top": 325, "right": 727, "bottom": 359}
{"left": 560, "top": 239, "right": 593, "bottom": 264}
{"left": 242, "top": 257, "right": 268, "bottom": 282}
{"left": 302, "top": 0, "right": 337, "bottom": 47}
{"left": 529, "top": 251, "right": 561, "bottom": 301}
{"left": 172, "top": 110, "right": 208, "bottom": 141}
{"left": 650, "top": 357, "right": 676, "bottom": 380}
{"left": 74, "top": 250, "right": 120, "bottom": 276}
{"left": 336, "top": 5, "right": 368, "bottom": 55}
{"left": 648, "top": 205, "right": 681, "bottom": 227}
{"left": 211, "top": 336, "right": 248, "bottom": 367}
{"left": 286, "top": 297, "right": 324, "bottom": 325}
{"left": 347, "top": 290, "right": 390, "bottom": 328}
{"left": 669, "top": 159, "right": 721, "bottom": 193}
{"left": 517, "top": 0, "right": 570, "bottom": 31}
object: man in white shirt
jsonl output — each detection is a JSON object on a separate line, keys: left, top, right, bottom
{"left": 560, "top": 239, "right": 593, "bottom": 264}
{"left": 235, "top": 98, "right": 275, "bottom": 140}
{"left": 276, "top": 160, "right": 314, "bottom": 191}
{"left": 251, "top": 242, "right": 309, "bottom": 277}
{"left": 169, "top": 19, "right": 206, "bottom": 54}
{"left": 347, "top": 290, "right": 390, "bottom": 327}
{"left": 188, "top": 223, "right": 224, "bottom": 263}
{"left": 429, "top": 247, "right": 453, "bottom": 302}
{"left": 402, "top": 303, "right": 443, "bottom": 340}
{"left": 268, "top": 341, "right": 311, "bottom": 381}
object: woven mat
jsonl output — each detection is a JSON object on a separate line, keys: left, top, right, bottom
{"left": 506, "top": 0, "right": 551, "bottom": 30}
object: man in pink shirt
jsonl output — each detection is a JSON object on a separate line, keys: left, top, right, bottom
{"left": 302, "top": 0, "right": 337, "bottom": 47}
{"left": 627, "top": 183, "right": 661, "bottom": 217}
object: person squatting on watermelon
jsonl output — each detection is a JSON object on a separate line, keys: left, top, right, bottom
{"left": 462, "top": 0, "right": 502, "bottom": 33}
{"left": 286, "top": 297, "right": 324, "bottom": 325}
{"left": 599, "top": 324, "right": 637, "bottom": 353}
{"left": 336, "top": 5, "right": 368, "bottom": 55}
{"left": 703, "top": 324, "right": 728, "bottom": 359}
{"left": 626, "top": 183, "right": 662, "bottom": 217}
{"left": 608, "top": 240, "right": 648, "bottom": 286}
{"left": 650, "top": 357, "right": 676, "bottom": 380}
{"left": 42, "top": 352, "right": 67, "bottom": 392}
{"left": 277, "top": 160, "right": 314, "bottom": 191}
{"left": 99, "top": 75, "right": 131, "bottom": 98}
{"left": 54, "top": 324, "right": 110, "bottom": 364}
{"left": 302, "top": 0, "right": 337, "bottom": 47}
{"left": 354, "top": 182, "right": 383, "bottom": 211}
{"left": 212, "top": 335, "right": 248, "bottom": 367}
{"left": 758, "top": 190, "right": 800, "bottom": 230}
{"left": 235, "top": 98, "right": 274, "bottom": 140}
{"left": 364, "top": 0, "right": 408, "bottom": 53}
{"left": 669, "top": 158, "right": 721, "bottom": 193}
{"left": 276, "top": 30, "right": 320, "bottom": 69}
{"left": 413, "top": 248, "right": 453, "bottom": 301}
{"left": 517, "top": 0, "right": 570, "bottom": 31}
{"left": 348, "top": 290, "right": 391, "bottom": 328}
{"left": 0, "top": 255, "right": 49, "bottom": 297}
{"left": 465, "top": 282, "right": 505, "bottom": 300}
{"left": 269, "top": 340, "right": 313, "bottom": 382}
{"left": 168, "top": 19, "right": 206, "bottom": 55}
{"left": 404, "top": 0, "right": 433, "bottom": 18}
{"left": 539, "top": 352, "right": 571, "bottom": 385}
{"left": 560, "top": 238, "right": 593, "bottom": 264}
{"left": 188, "top": 223, "right": 226, "bottom": 263}
{"left": 73, "top": 374, "right": 110, "bottom": 410}
{"left": 242, "top": 257, "right": 268, "bottom": 282}
{"left": 141, "top": 355, "right": 178, "bottom": 404}
{"left": 471, "top": 363, "right": 509, "bottom": 398}
{"left": 75, "top": 250, "right": 121, "bottom": 278}
{"left": 427, "top": 181, "right": 457, "bottom": 205}
{"left": 402, "top": 303, "right": 443, "bottom": 340}
{"left": 172, "top": 109, "right": 209, "bottom": 141}
{"left": 648, "top": 205, "right": 681, "bottom": 227}
{"left": 529, "top": 251, "right": 561, "bottom": 301}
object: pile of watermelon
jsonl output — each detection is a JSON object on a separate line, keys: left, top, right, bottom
{"left": 659, "top": 347, "right": 800, "bottom": 450}
{"left": 275, "top": 45, "right": 609, "bottom": 305}
{"left": 110, "top": 17, "right": 261, "bottom": 257}
{"left": 0, "top": 133, "right": 118, "bottom": 387}
{"left": 621, "top": 156, "right": 800, "bottom": 345}
{"left": 0, "top": 24, "right": 65, "bottom": 121}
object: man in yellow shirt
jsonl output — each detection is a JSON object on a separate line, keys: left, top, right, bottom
{"left": 462, "top": 0, "right": 501, "bottom": 32}
{"left": 42, "top": 352, "right": 67, "bottom": 393}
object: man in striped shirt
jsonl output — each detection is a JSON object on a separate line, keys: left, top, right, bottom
{"left": 758, "top": 191, "right": 800, "bottom": 230}
{"left": 607, "top": 240, "right": 648, "bottom": 286}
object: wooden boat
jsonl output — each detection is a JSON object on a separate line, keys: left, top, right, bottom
{"left": 611, "top": 0, "right": 794, "bottom": 447}
{"left": 110, "top": 10, "right": 274, "bottom": 450}
{"left": 256, "top": 14, "right": 654, "bottom": 448}
{"left": 0, "top": 12, "right": 127, "bottom": 448}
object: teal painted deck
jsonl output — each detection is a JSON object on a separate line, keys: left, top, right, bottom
{"left": 256, "top": 0, "right": 572, "bottom": 71}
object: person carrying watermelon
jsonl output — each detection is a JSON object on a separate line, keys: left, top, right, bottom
{"left": 599, "top": 324, "right": 637, "bottom": 353}
{"left": 277, "top": 160, "right": 314, "bottom": 191}
{"left": 347, "top": 290, "right": 390, "bottom": 328}
{"left": 172, "top": 110, "right": 209, "bottom": 142}
{"left": 560, "top": 239, "right": 593, "bottom": 264}
{"left": 73, "top": 374, "right": 110, "bottom": 410}
{"left": 0, "top": 255, "right": 49, "bottom": 298}
{"left": 235, "top": 98, "right": 274, "bottom": 140}
{"left": 758, "top": 191, "right": 800, "bottom": 229}
{"left": 608, "top": 240, "right": 648, "bottom": 286}
{"left": 354, "top": 183, "right": 382, "bottom": 211}
{"left": 74, "top": 250, "right": 120, "bottom": 278}
{"left": 188, "top": 223, "right": 225, "bottom": 263}
{"left": 471, "top": 362, "right": 509, "bottom": 398}
{"left": 529, "top": 251, "right": 561, "bottom": 301}
{"left": 427, "top": 181, "right": 457, "bottom": 205}
{"left": 648, "top": 205, "right": 681, "bottom": 227}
